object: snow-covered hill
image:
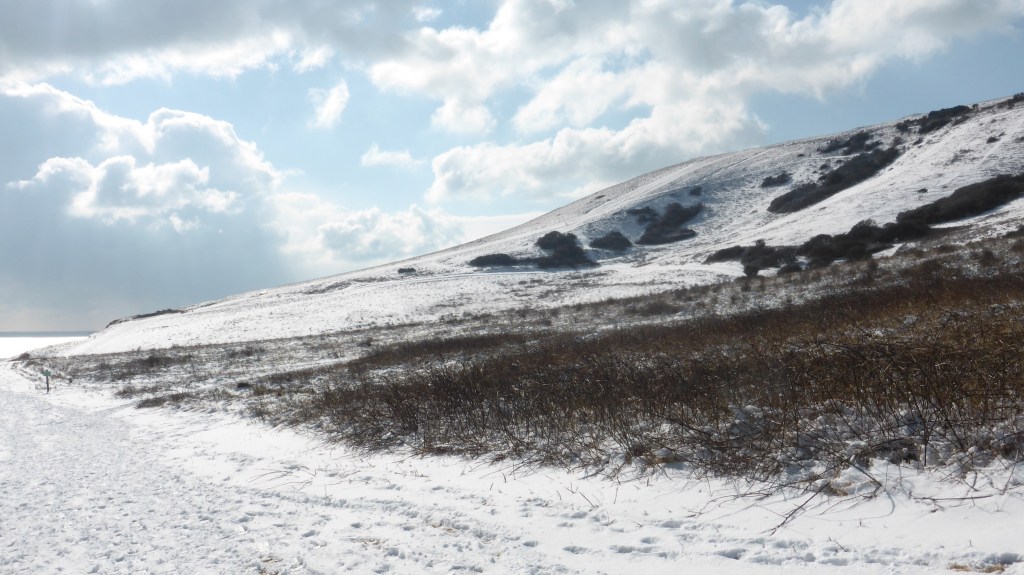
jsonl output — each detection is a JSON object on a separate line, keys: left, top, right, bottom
{"left": 61, "top": 95, "right": 1024, "bottom": 355}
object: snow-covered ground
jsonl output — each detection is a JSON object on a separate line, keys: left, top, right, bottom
{"left": 10, "top": 95, "right": 1024, "bottom": 574}
{"left": 0, "top": 336, "right": 87, "bottom": 360}
{"left": 3, "top": 362, "right": 1022, "bottom": 574}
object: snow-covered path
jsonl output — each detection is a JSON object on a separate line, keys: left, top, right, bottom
{"left": 2, "top": 363, "right": 1023, "bottom": 574}
{"left": 0, "top": 367, "right": 298, "bottom": 573}
{"left": 0, "top": 363, "right": 708, "bottom": 574}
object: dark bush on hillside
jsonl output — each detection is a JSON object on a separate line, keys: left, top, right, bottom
{"left": 638, "top": 227, "right": 697, "bottom": 245}
{"left": 760, "top": 172, "right": 791, "bottom": 188}
{"left": 704, "top": 240, "right": 797, "bottom": 270}
{"left": 397, "top": 267, "right": 416, "bottom": 274}
{"left": 534, "top": 231, "right": 595, "bottom": 269}
{"left": 711, "top": 216, "right": 931, "bottom": 273}
{"left": 896, "top": 105, "right": 972, "bottom": 134}
{"left": 896, "top": 174, "right": 1024, "bottom": 226}
{"left": 1002, "top": 93, "right": 1024, "bottom": 108}
{"left": 469, "top": 253, "right": 520, "bottom": 267}
{"left": 106, "top": 308, "right": 184, "bottom": 328}
{"left": 589, "top": 230, "right": 633, "bottom": 251}
{"left": 626, "top": 206, "right": 658, "bottom": 224}
{"left": 470, "top": 232, "right": 597, "bottom": 269}
{"left": 767, "top": 147, "right": 901, "bottom": 213}
{"left": 536, "top": 245, "right": 595, "bottom": 269}
{"left": 819, "top": 131, "right": 878, "bottom": 154}
{"left": 637, "top": 202, "right": 703, "bottom": 245}
{"left": 665, "top": 202, "right": 702, "bottom": 224}
{"left": 797, "top": 219, "right": 929, "bottom": 264}
{"left": 742, "top": 241, "right": 798, "bottom": 269}
{"left": 536, "top": 231, "right": 578, "bottom": 251}
{"left": 802, "top": 234, "right": 873, "bottom": 261}
{"left": 917, "top": 105, "right": 972, "bottom": 134}
{"left": 778, "top": 261, "right": 803, "bottom": 274}
{"left": 689, "top": 186, "right": 703, "bottom": 196}
{"left": 876, "top": 219, "right": 932, "bottom": 242}
{"left": 135, "top": 308, "right": 184, "bottom": 320}
{"left": 705, "top": 245, "right": 746, "bottom": 262}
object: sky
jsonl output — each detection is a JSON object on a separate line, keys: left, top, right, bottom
{"left": 2, "top": 0, "right": 1024, "bottom": 331}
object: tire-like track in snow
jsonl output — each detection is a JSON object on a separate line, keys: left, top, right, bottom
{"left": 0, "top": 365, "right": 611, "bottom": 574}
{"left": 0, "top": 366, "right": 285, "bottom": 573}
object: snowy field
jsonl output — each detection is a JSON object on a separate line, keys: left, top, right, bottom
{"left": 0, "top": 336, "right": 87, "bottom": 360}
{"left": 2, "top": 362, "right": 1022, "bottom": 574}
{"left": 8, "top": 96, "right": 1024, "bottom": 574}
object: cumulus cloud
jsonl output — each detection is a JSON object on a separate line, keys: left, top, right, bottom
{"left": 309, "top": 80, "right": 351, "bottom": 129}
{"left": 430, "top": 98, "right": 495, "bottom": 134}
{"left": 0, "top": 80, "right": 290, "bottom": 328}
{"left": 413, "top": 6, "right": 443, "bottom": 22}
{"left": 5, "top": 1, "right": 1023, "bottom": 204}
{"left": 267, "top": 192, "right": 465, "bottom": 274}
{"left": 512, "top": 57, "right": 634, "bottom": 134}
{"left": 20, "top": 156, "right": 238, "bottom": 224}
{"left": 368, "top": 0, "right": 631, "bottom": 134}
{"left": 318, "top": 205, "right": 461, "bottom": 261}
{"left": 293, "top": 45, "right": 335, "bottom": 73}
{"left": 385, "top": 0, "right": 1024, "bottom": 201}
{"left": 3, "top": 0, "right": 1024, "bottom": 329}
{"left": 360, "top": 144, "right": 423, "bottom": 170}
{"left": 0, "top": 1, "right": 431, "bottom": 84}
{"left": 429, "top": 97, "right": 765, "bottom": 203}
{"left": 0, "top": 81, "right": 470, "bottom": 329}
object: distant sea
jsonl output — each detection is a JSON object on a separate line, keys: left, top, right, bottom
{"left": 0, "top": 332, "right": 92, "bottom": 359}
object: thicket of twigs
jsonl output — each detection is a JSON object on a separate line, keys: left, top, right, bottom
{"left": 25, "top": 237, "right": 1024, "bottom": 489}
{"left": 290, "top": 255, "right": 1024, "bottom": 486}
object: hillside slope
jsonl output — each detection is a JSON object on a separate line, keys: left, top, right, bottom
{"left": 60, "top": 95, "right": 1024, "bottom": 355}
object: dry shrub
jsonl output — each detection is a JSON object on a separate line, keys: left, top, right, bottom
{"left": 294, "top": 271, "right": 1024, "bottom": 482}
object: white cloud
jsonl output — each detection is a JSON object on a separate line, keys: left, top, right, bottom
{"left": 399, "top": 0, "right": 1024, "bottom": 201}
{"left": 430, "top": 98, "right": 495, "bottom": 134}
{"left": 0, "top": 84, "right": 257, "bottom": 323}
{"left": 0, "top": 80, "right": 489, "bottom": 328}
{"left": 294, "top": 45, "right": 335, "bottom": 73}
{"left": 318, "top": 205, "right": 462, "bottom": 261}
{"left": 85, "top": 33, "right": 293, "bottom": 85}
{"left": 2, "top": 0, "right": 1024, "bottom": 328}
{"left": 309, "top": 80, "right": 351, "bottom": 129}
{"left": 169, "top": 213, "right": 199, "bottom": 233}
{"left": 368, "top": 0, "right": 632, "bottom": 136}
{"left": 268, "top": 192, "right": 465, "bottom": 272}
{"left": 5, "top": 1, "right": 1022, "bottom": 182}
{"left": 0, "top": 1, "right": 421, "bottom": 83}
{"left": 44, "top": 156, "right": 226, "bottom": 223}
{"left": 512, "top": 57, "right": 633, "bottom": 134}
{"left": 429, "top": 96, "right": 765, "bottom": 203}
{"left": 413, "top": 6, "right": 443, "bottom": 22}
{"left": 360, "top": 144, "right": 423, "bottom": 170}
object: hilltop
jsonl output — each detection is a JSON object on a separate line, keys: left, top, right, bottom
{"left": 47, "top": 93, "right": 1024, "bottom": 356}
